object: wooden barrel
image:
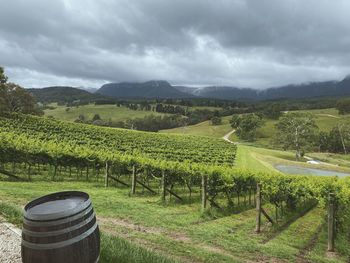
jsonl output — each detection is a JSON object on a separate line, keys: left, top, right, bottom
{"left": 21, "top": 191, "right": 100, "bottom": 263}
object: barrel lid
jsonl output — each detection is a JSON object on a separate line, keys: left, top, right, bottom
{"left": 24, "top": 191, "right": 91, "bottom": 221}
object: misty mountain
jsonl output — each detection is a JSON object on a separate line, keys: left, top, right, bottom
{"left": 185, "top": 77, "right": 350, "bottom": 100}
{"left": 97, "top": 80, "right": 195, "bottom": 98}
{"left": 80, "top": 87, "right": 99, "bottom": 93}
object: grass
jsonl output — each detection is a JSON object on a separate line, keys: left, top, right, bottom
{"left": 252, "top": 108, "right": 350, "bottom": 148}
{"left": 100, "top": 234, "right": 177, "bottom": 263}
{"left": 164, "top": 107, "right": 349, "bottom": 148}
{"left": 44, "top": 103, "right": 165, "bottom": 122}
{"left": 0, "top": 179, "right": 349, "bottom": 262}
{"left": 234, "top": 144, "right": 350, "bottom": 175}
{"left": 161, "top": 116, "right": 232, "bottom": 138}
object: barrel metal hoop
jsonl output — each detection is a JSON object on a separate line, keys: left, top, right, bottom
{"left": 21, "top": 222, "right": 98, "bottom": 250}
{"left": 22, "top": 213, "right": 96, "bottom": 238}
{"left": 23, "top": 205, "right": 93, "bottom": 227}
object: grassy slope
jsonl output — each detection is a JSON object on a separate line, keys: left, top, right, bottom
{"left": 1, "top": 180, "right": 348, "bottom": 263}
{"left": 253, "top": 108, "right": 350, "bottom": 148}
{"left": 44, "top": 104, "right": 165, "bottom": 122}
{"left": 161, "top": 116, "right": 232, "bottom": 138}
{"left": 161, "top": 107, "right": 350, "bottom": 172}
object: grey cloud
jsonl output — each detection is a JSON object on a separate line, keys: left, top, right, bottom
{"left": 0, "top": 0, "right": 350, "bottom": 89}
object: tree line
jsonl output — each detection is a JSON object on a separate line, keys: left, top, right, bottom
{"left": 231, "top": 111, "right": 350, "bottom": 159}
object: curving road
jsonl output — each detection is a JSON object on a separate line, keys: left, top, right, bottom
{"left": 222, "top": 129, "right": 237, "bottom": 144}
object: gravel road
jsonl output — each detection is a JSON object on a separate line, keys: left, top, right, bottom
{"left": 0, "top": 217, "right": 21, "bottom": 263}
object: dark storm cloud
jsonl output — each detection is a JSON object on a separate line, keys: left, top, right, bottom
{"left": 0, "top": 0, "right": 350, "bottom": 88}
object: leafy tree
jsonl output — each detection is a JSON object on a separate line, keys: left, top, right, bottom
{"left": 262, "top": 103, "right": 284, "bottom": 119}
{"left": 319, "top": 124, "right": 350, "bottom": 154}
{"left": 336, "top": 123, "right": 350, "bottom": 154}
{"left": 0, "top": 83, "right": 41, "bottom": 115}
{"left": 231, "top": 113, "right": 263, "bottom": 141}
{"left": 230, "top": 115, "right": 241, "bottom": 129}
{"left": 0, "top": 66, "right": 8, "bottom": 83}
{"left": 75, "top": 114, "right": 86, "bottom": 123}
{"left": 0, "top": 67, "right": 42, "bottom": 116}
{"left": 92, "top": 114, "right": 101, "bottom": 121}
{"left": 211, "top": 116, "right": 222, "bottom": 125}
{"left": 336, "top": 98, "right": 350, "bottom": 115}
{"left": 275, "top": 113, "right": 318, "bottom": 159}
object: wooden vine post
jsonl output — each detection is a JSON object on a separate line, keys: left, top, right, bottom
{"left": 328, "top": 192, "right": 335, "bottom": 252}
{"left": 161, "top": 170, "right": 166, "bottom": 202}
{"left": 131, "top": 165, "right": 136, "bottom": 195}
{"left": 255, "top": 183, "right": 262, "bottom": 233}
{"left": 201, "top": 175, "right": 207, "bottom": 212}
{"left": 104, "top": 161, "right": 109, "bottom": 188}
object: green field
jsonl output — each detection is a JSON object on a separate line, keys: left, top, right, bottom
{"left": 1, "top": 180, "right": 349, "bottom": 263}
{"left": 161, "top": 108, "right": 350, "bottom": 148}
{"left": 161, "top": 107, "right": 350, "bottom": 174}
{"left": 161, "top": 116, "right": 232, "bottom": 138}
{"left": 235, "top": 144, "right": 350, "bottom": 174}
{"left": 253, "top": 108, "right": 350, "bottom": 148}
{"left": 44, "top": 103, "right": 223, "bottom": 124}
{"left": 44, "top": 104, "right": 165, "bottom": 122}
{"left": 2, "top": 109, "right": 350, "bottom": 262}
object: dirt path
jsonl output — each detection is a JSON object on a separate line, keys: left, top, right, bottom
{"left": 316, "top": 114, "right": 340, "bottom": 119}
{"left": 223, "top": 129, "right": 236, "bottom": 144}
{"left": 0, "top": 217, "right": 21, "bottom": 263}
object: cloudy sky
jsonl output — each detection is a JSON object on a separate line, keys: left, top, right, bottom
{"left": 1, "top": 0, "right": 350, "bottom": 89}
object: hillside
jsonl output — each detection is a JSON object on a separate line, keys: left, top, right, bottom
{"left": 1, "top": 113, "right": 350, "bottom": 263}
{"left": 44, "top": 103, "right": 165, "bottom": 123}
{"left": 28, "top": 86, "right": 109, "bottom": 104}
{"left": 161, "top": 116, "right": 232, "bottom": 138}
{"left": 97, "top": 80, "right": 195, "bottom": 99}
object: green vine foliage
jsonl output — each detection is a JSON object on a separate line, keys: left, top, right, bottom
{"left": 0, "top": 113, "right": 350, "bottom": 230}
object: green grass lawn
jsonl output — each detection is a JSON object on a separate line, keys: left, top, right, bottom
{"left": 161, "top": 116, "right": 232, "bottom": 138}
{"left": 234, "top": 144, "right": 350, "bottom": 175}
{"left": 44, "top": 104, "right": 165, "bottom": 122}
{"left": 1, "top": 180, "right": 348, "bottom": 263}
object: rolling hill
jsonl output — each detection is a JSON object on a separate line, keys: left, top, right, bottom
{"left": 28, "top": 86, "right": 111, "bottom": 104}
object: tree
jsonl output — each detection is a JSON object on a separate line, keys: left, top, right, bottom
{"left": 230, "top": 115, "right": 241, "bottom": 129}
{"left": 92, "top": 114, "right": 101, "bottom": 122}
{"left": 0, "top": 67, "right": 42, "bottom": 116}
{"left": 336, "top": 99, "right": 350, "bottom": 115}
{"left": 231, "top": 113, "right": 263, "bottom": 141}
{"left": 319, "top": 124, "right": 350, "bottom": 154}
{"left": 262, "top": 103, "right": 284, "bottom": 119}
{"left": 75, "top": 114, "right": 86, "bottom": 123}
{"left": 275, "top": 113, "right": 318, "bottom": 159}
{"left": 211, "top": 116, "right": 222, "bottom": 125}
{"left": 0, "top": 66, "right": 8, "bottom": 83}
{"left": 0, "top": 82, "right": 41, "bottom": 115}
{"left": 337, "top": 123, "right": 349, "bottom": 154}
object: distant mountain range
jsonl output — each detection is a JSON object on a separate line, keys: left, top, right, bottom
{"left": 97, "top": 76, "right": 350, "bottom": 100}
{"left": 29, "top": 75, "right": 350, "bottom": 102}
{"left": 97, "top": 80, "right": 194, "bottom": 99}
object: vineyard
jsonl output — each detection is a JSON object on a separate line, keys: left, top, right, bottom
{"left": 1, "top": 113, "right": 350, "bottom": 261}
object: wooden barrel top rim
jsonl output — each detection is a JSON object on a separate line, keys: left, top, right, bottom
{"left": 24, "top": 191, "right": 91, "bottom": 221}
{"left": 23, "top": 204, "right": 93, "bottom": 227}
